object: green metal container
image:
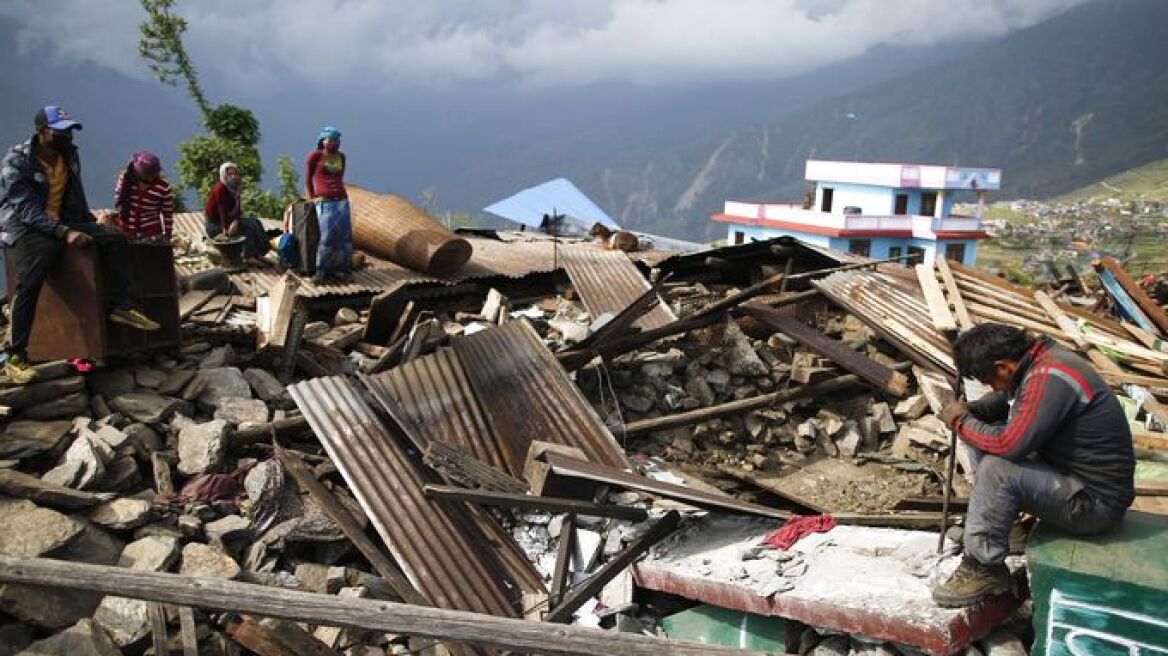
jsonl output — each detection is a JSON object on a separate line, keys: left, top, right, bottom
{"left": 662, "top": 603, "right": 787, "bottom": 652}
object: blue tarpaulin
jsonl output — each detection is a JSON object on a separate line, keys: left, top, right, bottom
{"left": 484, "top": 178, "right": 620, "bottom": 231}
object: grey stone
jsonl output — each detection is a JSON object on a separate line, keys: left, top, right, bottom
{"left": 0, "top": 623, "right": 33, "bottom": 655}
{"left": 22, "top": 392, "right": 90, "bottom": 420}
{"left": 835, "top": 422, "right": 863, "bottom": 458}
{"left": 177, "top": 420, "right": 228, "bottom": 475}
{"left": 50, "top": 435, "right": 108, "bottom": 490}
{"left": 123, "top": 423, "right": 163, "bottom": 458}
{"left": 88, "top": 498, "right": 154, "bottom": 530}
{"left": 198, "top": 344, "right": 236, "bottom": 370}
{"left": 870, "top": 401, "right": 897, "bottom": 433}
{"left": 89, "top": 425, "right": 129, "bottom": 450}
{"left": 335, "top": 307, "right": 360, "bottom": 325}
{"left": 180, "top": 542, "right": 240, "bottom": 579}
{"left": 295, "top": 563, "right": 337, "bottom": 594}
{"left": 0, "top": 420, "right": 73, "bottom": 460}
{"left": 722, "top": 321, "right": 768, "bottom": 377}
{"left": 850, "top": 640, "right": 899, "bottom": 656}
{"left": 809, "top": 635, "right": 850, "bottom": 656}
{"left": 17, "top": 619, "right": 121, "bottom": 656}
{"left": 705, "top": 368, "right": 731, "bottom": 390}
{"left": 205, "top": 514, "right": 252, "bottom": 551}
{"left": 243, "top": 368, "right": 292, "bottom": 406}
{"left": 196, "top": 367, "right": 252, "bottom": 410}
{"left": 180, "top": 372, "right": 208, "bottom": 402}
{"left": 119, "top": 535, "right": 180, "bottom": 572}
{"left": 684, "top": 377, "right": 715, "bottom": 406}
{"left": 979, "top": 628, "right": 1028, "bottom": 656}
{"left": 619, "top": 393, "right": 654, "bottom": 413}
{"left": 0, "top": 377, "right": 85, "bottom": 412}
{"left": 101, "top": 456, "right": 141, "bottom": 493}
{"left": 894, "top": 394, "right": 929, "bottom": 420}
{"left": 109, "top": 392, "right": 183, "bottom": 424}
{"left": 41, "top": 459, "right": 85, "bottom": 489}
{"left": 87, "top": 370, "right": 137, "bottom": 399}
{"left": 302, "top": 321, "right": 330, "bottom": 340}
{"left": 178, "top": 514, "right": 203, "bottom": 539}
{"left": 214, "top": 397, "right": 269, "bottom": 426}
{"left": 0, "top": 500, "right": 84, "bottom": 557}
{"left": 157, "top": 369, "right": 196, "bottom": 397}
{"left": 133, "top": 367, "right": 167, "bottom": 389}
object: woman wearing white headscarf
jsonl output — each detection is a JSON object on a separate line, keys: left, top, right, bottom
{"left": 203, "top": 162, "right": 269, "bottom": 259}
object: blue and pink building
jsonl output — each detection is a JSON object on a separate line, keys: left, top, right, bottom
{"left": 713, "top": 160, "right": 1001, "bottom": 266}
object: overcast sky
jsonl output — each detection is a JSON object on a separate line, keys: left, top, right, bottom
{"left": 1, "top": 0, "right": 1086, "bottom": 94}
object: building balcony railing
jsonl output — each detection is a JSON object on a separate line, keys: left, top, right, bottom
{"left": 722, "top": 203, "right": 985, "bottom": 235}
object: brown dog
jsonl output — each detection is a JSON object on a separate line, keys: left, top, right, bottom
{"left": 589, "top": 223, "right": 639, "bottom": 252}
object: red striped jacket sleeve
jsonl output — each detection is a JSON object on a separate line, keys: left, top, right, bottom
{"left": 159, "top": 180, "right": 174, "bottom": 237}
{"left": 954, "top": 364, "right": 1081, "bottom": 460}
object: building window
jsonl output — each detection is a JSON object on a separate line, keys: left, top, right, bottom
{"left": 894, "top": 194, "right": 909, "bottom": 216}
{"left": 920, "top": 192, "right": 938, "bottom": 217}
{"left": 945, "top": 243, "right": 966, "bottom": 263}
{"left": 821, "top": 188, "right": 834, "bottom": 213}
{"left": 888, "top": 246, "right": 903, "bottom": 263}
{"left": 907, "top": 246, "right": 926, "bottom": 265}
{"left": 734, "top": 231, "right": 745, "bottom": 245}
{"left": 849, "top": 239, "right": 871, "bottom": 257}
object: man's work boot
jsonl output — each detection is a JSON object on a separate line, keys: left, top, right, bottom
{"left": 4, "top": 354, "right": 37, "bottom": 385}
{"left": 110, "top": 308, "right": 160, "bottom": 331}
{"left": 932, "top": 555, "right": 1011, "bottom": 608}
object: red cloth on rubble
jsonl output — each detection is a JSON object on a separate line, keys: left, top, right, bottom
{"left": 763, "top": 514, "right": 836, "bottom": 550}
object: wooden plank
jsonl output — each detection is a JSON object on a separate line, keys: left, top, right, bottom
{"left": 1033, "top": 290, "right": 1126, "bottom": 375}
{"left": 312, "top": 324, "right": 366, "bottom": 351}
{"left": 226, "top": 615, "right": 341, "bottom": 656}
{"left": 549, "top": 514, "right": 576, "bottom": 608}
{"left": 545, "top": 511, "right": 681, "bottom": 623}
{"left": 916, "top": 263, "right": 957, "bottom": 332}
{"left": 179, "top": 605, "right": 199, "bottom": 656}
{"left": 178, "top": 289, "right": 217, "bottom": 321}
{"left": 1136, "top": 482, "right": 1168, "bottom": 496}
{"left": 1133, "top": 431, "right": 1168, "bottom": 452}
{"left": 738, "top": 302, "right": 909, "bottom": 396}
{"left": 148, "top": 602, "right": 169, "bottom": 656}
{"left": 936, "top": 257, "right": 973, "bottom": 330}
{"left": 274, "top": 445, "right": 430, "bottom": 607}
{"left": 423, "top": 484, "right": 648, "bottom": 522}
{"left": 1121, "top": 322, "right": 1167, "bottom": 353}
{"left": 277, "top": 306, "right": 309, "bottom": 384}
{"left": 0, "top": 556, "right": 758, "bottom": 656}
{"left": 1097, "top": 256, "right": 1168, "bottom": 335}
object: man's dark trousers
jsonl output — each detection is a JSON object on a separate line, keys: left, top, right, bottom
{"left": 964, "top": 454, "right": 1128, "bottom": 564}
{"left": 6, "top": 223, "right": 136, "bottom": 359}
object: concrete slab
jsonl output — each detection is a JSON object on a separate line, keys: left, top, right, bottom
{"left": 633, "top": 515, "right": 1020, "bottom": 655}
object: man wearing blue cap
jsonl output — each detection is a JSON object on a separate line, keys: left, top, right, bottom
{"left": 0, "top": 104, "right": 160, "bottom": 384}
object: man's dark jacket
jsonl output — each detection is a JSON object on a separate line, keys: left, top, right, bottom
{"left": 0, "top": 135, "right": 95, "bottom": 246}
{"left": 954, "top": 337, "right": 1135, "bottom": 508}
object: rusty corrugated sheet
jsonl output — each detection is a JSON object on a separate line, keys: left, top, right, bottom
{"left": 560, "top": 247, "right": 676, "bottom": 331}
{"left": 814, "top": 270, "right": 955, "bottom": 374}
{"left": 362, "top": 319, "right": 629, "bottom": 480}
{"left": 287, "top": 376, "right": 537, "bottom": 624}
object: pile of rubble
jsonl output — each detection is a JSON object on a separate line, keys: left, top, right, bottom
{"left": 0, "top": 227, "right": 1164, "bottom": 656}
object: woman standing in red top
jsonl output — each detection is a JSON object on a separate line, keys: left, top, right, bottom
{"left": 113, "top": 151, "right": 174, "bottom": 242}
{"left": 304, "top": 125, "right": 351, "bottom": 283}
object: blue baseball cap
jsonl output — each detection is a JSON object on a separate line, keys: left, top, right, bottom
{"left": 34, "top": 105, "right": 82, "bottom": 131}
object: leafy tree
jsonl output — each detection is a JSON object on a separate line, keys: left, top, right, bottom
{"left": 175, "top": 135, "right": 261, "bottom": 200}
{"left": 203, "top": 104, "right": 260, "bottom": 145}
{"left": 275, "top": 155, "right": 299, "bottom": 205}
{"left": 138, "top": 0, "right": 210, "bottom": 118}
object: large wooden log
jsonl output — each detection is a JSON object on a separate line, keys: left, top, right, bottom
{"left": 347, "top": 186, "right": 472, "bottom": 275}
{"left": 0, "top": 556, "right": 763, "bottom": 656}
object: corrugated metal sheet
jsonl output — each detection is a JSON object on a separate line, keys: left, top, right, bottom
{"left": 287, "top": 376, "right": 535, "bottom": 627}
{"left": 814, "top": 269, "right": 956, "bottom": 374}
{"left": 362, "top": 319, "right": 630, "bottom": 480}
{"left": 560, "top": 247, "right": 676, "bottom": 331}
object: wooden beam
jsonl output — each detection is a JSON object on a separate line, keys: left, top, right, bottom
{"left": 423, "top": 485, "right": 648, "bottom": 521}
{"left": 228, "top": 415, "right": 310, "bottom": 447}
{"left": 545, "top": 511, "right": 681, "bottom": 623}
{"left": 1136, "top": 482, "right": 1168, "bottom": 496}
{"left": 1133, "top": 430, "right": 1168, "bottom": 452}
{"left": 152, "top": 452, "right": 175, "bottom": 496}
{"left": 1033, "top": 290, "right": 1126, "bottom": 376}
{"left": 148, "top": 602, "right": 169, "bottom": 656}
{"left": 550, "top": 514, "right": 576, "bottom": 608}
{"left": 936, "top": 257, "right": 973, "bottom": 331}
{"left": 179, "top": 606, "right": 199, "bottom": 656}
{"left": 0, "top": 556, "right": 759, "bottom": 656}
{"left": 916, "top": 263, "right": 957, "bottom": 332}
{"left": 179, "top": 289, "right": 217, "bottom": 321}
{"left": 737, "top": 302, "right": 909, "bottom": 396}
{"left": 274, "top": 444, "right": 430, "bottom": 607}
{"left": 622, "top": 362, "right": 911, "bottom": 437}
{"left": 1121, "top": 322, "right": 1168, "bottom": 353}
{"left": 225, "top": 615, "right": 341, "bottom": 656}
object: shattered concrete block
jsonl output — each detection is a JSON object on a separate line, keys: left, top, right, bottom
{"left": 179, "top": 543, "right": 240, "bottom": 580}
{"left": 835, "top": 422, "right": 863, "bottom": 458}
{"left": 88, "top": 498, "right": 154, "bottom": 531}
{"left": 177, "top": 420, "right": 228, "bottom": 475}
{"left": 894, "top": 394, "right": 929, "bottom": 420}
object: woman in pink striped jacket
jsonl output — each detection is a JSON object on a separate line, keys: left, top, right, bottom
{"left": 113, "top": 151, "right": 174, "bottom": 242}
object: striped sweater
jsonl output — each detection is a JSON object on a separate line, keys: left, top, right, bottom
{"left": 113, "top": 173, "right": 174, "bottom": 239}
{"left": 952, "top": 337, "right": 1135, "bottom": 506}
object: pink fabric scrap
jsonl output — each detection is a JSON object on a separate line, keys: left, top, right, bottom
{"left": 763, "top": 514, "right": 836, "bottom": 550}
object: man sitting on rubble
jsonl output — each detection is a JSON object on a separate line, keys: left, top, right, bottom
{"left": 932, "top": 323, "right": 1134, "bottom": 607}
{"left": 0, "top": 105, "right": 160, "bottom": 385}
